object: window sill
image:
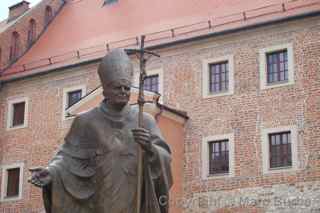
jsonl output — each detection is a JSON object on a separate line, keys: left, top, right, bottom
{"left": 203, "top": 90, "right": 233, "bottom": 99}
{"left": 270, "top": 165, "right": 292, "bottom": 170}
{"left": 6, "top": 124, "right": 27, "bottom": 131}
{"left": 0, "top": 195, "right": 22, "bottom": 202}
{"left": 261, "top": 80, "right": 294, "bottom": 90}
{"left": 62, "top": 114, "right": 74, "bottom": 121}
{"left": 264, "top": 166, "right": 297, "bottom": 175}
{"left": 205, "top": 172, "right": 233, "bottom": 180}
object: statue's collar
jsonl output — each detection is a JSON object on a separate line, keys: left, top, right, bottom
{"left": 99, "top": 100, "right": 130, "bottom": 123}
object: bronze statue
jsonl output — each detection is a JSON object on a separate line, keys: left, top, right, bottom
{"left": 29, "top": 49, "right": 173, "bottom": 213}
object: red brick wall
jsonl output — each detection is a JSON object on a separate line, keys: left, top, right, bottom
{"left": 0, "top": 15, "right": 319, "bottom": 212}
{"left": 0, "top": 0, "right": 65, "bottom": 71}
{"left": 160, "top": 16, "right": 320, "bottom": 212}
{"left": 0, "top": 63, "right": 100, "bottom": 211}
{"left": 8, "top": 2, "right": 30, "bottom": 21}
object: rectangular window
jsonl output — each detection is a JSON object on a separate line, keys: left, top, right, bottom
{"left": 67, "top": 90, "right": 82, "bottom": 108}
{"left": 209, "top": 140, "right": 229, "bottom": 175}
{"left": 269, "top": 131, "right": 292, "bottom": 169}
{"left": 6, "top": 168, "right": 20, "bottom": 198}
{"left": 209, "top": 61, "right": 229, "bottom": 93}
{"left": 143, "top": 74, "right": 159, "bottom": 93}
{"left": 266, "top": 50, "right": 288, "bottom": 84}
{"left": 12, "top": 102, "right": 25, "bottom": 127}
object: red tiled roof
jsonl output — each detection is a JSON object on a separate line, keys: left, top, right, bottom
{"left": 1, "top": 0, "right": 320, "bottom": 79}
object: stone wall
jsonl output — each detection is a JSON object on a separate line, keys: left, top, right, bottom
{"left": 180, "top": 181, "right": 320, "bottom": 213}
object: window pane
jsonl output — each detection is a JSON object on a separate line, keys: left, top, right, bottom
{"left": 10, "top": 32, "right": 20, "bottom": 61}
{"left": 282, "top": 133, "right": 288, "bottom": 144}
{"left": 209, "top": 140, "right": 229, "bottom": 175}
{"left": 266, "top": 50, "right": 288, "bottom": 83}
{"left": 214, "top": 84, "right": 219, "bottom": 92}
{"left": 221, "top": 64, "right": 225, "bottom": 73}
{"left": 279, "top": 71, "right": 285, "bottom": 81}
{"left": 221, "top": 72, "right": 226, "bottom": 81}
{"left": 270, "top": 135, "right": 275, "bottom": 145}
{"left": 143, "top": 74, "right": 159, "bottom": 93}
{"left": 268, "top": 73, "right": 273, "bottom": 83}
{"left": 209, "top": 61, "right": 229, "bottom": 93}
{"left": 269, "top": 131, "right": 292, "bottom": 168}
{"left": 12, "top": 102, "right": 25, "bottom": 127}
{"left": 284, "top": 69, "right": 288, "bottom": 80}
{"left": 68, "top": 90, "right": 82, "bottom": 108}
{"left": 213, "top": 65, "right": 218, "bottom": 74}
{"left": 280, "top": 62, "right": 285, "bottom": 72}
{"left": 279, "top": 52, "right": 284, "bottom": 61}
{"left": 284, "top": 51, "right": 288, "bottom": 61}
{"left": 45, "top": 7, "right": 53, "bottom": 25}
{"left": 267, "top": 55, "right": 273, "bottom": 64}
{"left": 214, "top": 74, "right": 219, "bottom": 82}
{"left": 6, "top": 168, "right": 20, "bottom": 197}
{"left": 275, "top": 135, "right": 281, "bottom": 145}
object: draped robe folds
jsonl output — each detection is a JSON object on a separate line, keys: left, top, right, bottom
{"left": 43, "top": 102, "right": 173, "bottom": 213}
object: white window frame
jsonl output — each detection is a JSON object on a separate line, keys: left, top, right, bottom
{"left": 133, "top": 68, "right": 164, "bottom": 103}
{"left": 261, "top": 126, "right": 298, "bottom": 174}
{"left": 259, "top": 43, "right": 294, "bottom": 90}
{"left": 201, "top": 133, "right": 235, "bottom": 180}
{"left": 6, "top": 97, "right": 29, "bottom": 130}
{"left": 0, "top": 162, "right": 24, "bottom": 202}
{"left": 62, "top": 85, "right": 86, "bottom": 120}
{"left": 202, "top": 55, "right": 234, "bottom": 98}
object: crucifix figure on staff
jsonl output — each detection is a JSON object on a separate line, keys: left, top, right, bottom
{"left": 28, "top": 41, "right": 173, "bottom": 213}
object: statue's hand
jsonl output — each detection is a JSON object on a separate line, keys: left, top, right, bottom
{"left": 28, "top": 167, "right": 52, "bottom": 188}
{"left": 132, "top": 128, "right": 154, "bottom": 154}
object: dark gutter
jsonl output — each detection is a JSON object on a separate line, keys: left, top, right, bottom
{"left": 1, "top": 10, "right": 320, "bottom": 84}
{"left": 131, "top": 102, "right": 189, "bottom": 120}
{"left": 156, "top": 103, "right": 189, "bottom": 120}
{"left": 1, "top": 58, "right": 101, "bottom": 84}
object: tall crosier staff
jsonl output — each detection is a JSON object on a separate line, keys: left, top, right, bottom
{"left": 136, "top": 35, "right": 146, "bottom": 213}
{"left": 127, "top": 35, "right": 160, "bottom": 213}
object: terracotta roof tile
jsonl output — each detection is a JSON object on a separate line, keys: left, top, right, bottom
{"left": 2, "top": 0, "right": 320, "bottom": 78}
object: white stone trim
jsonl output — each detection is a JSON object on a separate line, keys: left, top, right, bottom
{"left": 202, "top": 55, "right": 234, "bottom": 98}
{"left": 133, "top": 68, "right": 164, "bottom": 103}
{"left": 143, "top": 103, "right": 187, "bottom": 124}
{"left": 0, "top": 162, "right": 24, "bottom": 202}
{"left": 259, "top": 43, "right": 294, "bottom": 90}
{"left": 67, "top": 87, "right": 103, "bottom": 116}
{"left": 6, "top": 97, "right": 29, "bottom": 131}
{"left": 261, "top": 125, "right": 298, "bottom": 174}
{"left": 201, "top": 133, "right": 235, "bottom": 180}
{"left": 62, "top": 85, "right": 86, "bottom": 120}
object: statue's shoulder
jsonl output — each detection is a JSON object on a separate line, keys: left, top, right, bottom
{"left": 71, "top": 107, "right": 101, "bottom": 126}
{"left": 129, "top": 104, "right": 156, "bottom": 125}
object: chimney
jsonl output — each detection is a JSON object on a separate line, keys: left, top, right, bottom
{"left": 8, "top": 1, "right": 30, "bottom": 22}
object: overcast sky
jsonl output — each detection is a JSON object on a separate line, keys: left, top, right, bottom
{"left": 0, "top": 0, "right": 42, "bottom": 21}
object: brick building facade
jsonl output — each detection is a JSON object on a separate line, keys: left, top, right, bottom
{"left": 0, "top": 0, "right": 320, "bottom": 212}
{"left": 0, "top": 0, "right": 65, "bottom": 70}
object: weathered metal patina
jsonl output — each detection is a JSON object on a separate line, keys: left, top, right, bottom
{"left": 29, "top": 49, "right": 172, "bottom": 213}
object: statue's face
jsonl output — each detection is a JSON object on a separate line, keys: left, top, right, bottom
{"left": 103, "top": 79, "right": 131, "bottom": 109}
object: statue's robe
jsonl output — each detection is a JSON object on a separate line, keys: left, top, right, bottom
{"left": 43, "top": 101, "right": 173, "bottom": 213}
